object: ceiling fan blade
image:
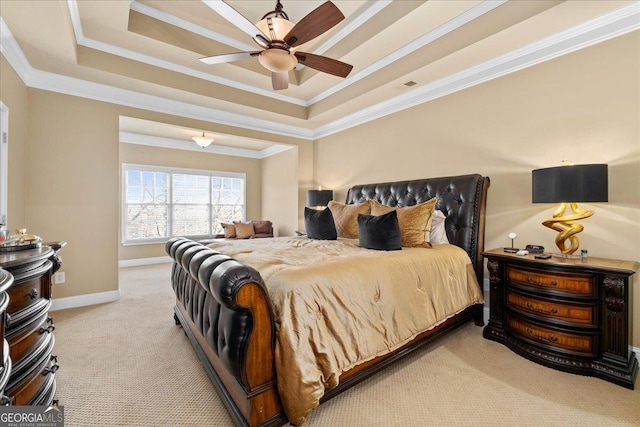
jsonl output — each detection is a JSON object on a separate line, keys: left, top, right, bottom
{"left": 271, "top": 72, "right": 289, "bottom": 90}
{"left": 202, "top": 0, "right": 270, "bottom": 41}
{"left": 294, "top": 52, "right": 353, "bottom": 78}
{"left": 200, "top": 51, "right": 261, "bottom": 65}
{"left": 284, "top": 1, "right": 344, "bottom": 48}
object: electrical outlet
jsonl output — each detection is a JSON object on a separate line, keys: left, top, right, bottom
{"left": 54, "top": 272, "right": 65, "bottom": 284}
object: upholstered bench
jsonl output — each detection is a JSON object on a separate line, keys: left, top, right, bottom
{"left": 214, "top": 220, "right": 273, "bottom": 239}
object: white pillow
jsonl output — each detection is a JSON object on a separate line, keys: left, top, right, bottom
{"left": 430, "top": 210, "right": 449, "bottom": 244}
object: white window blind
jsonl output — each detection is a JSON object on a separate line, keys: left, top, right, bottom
{"left": 122, "top": 164, "right": 245, "bottom": 244}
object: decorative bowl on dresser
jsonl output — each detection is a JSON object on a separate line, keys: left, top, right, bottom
{"left": 483, "top": 248, "right": 638, "bottom": 389}
{"left": 0, "top": 242, "right": 65, "bottom": 405}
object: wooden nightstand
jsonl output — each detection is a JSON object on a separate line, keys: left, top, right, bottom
{"left": 482, "top": 248, "right": 638, "bottom": 389}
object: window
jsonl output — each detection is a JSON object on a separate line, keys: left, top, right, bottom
{"left": 122, "top": 164, "right": 245, "bottom": 244}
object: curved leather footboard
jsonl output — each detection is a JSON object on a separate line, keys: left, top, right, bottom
{"left": 166, "top": 237, "right": 283, "bottom": 427}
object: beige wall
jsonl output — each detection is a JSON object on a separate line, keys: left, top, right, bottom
{"left": 0, "top": 56, "right": 27, "bottom": 227}
{"left": 118, "top": 143, "right": 262, "bottom": 260}
{"left": 314, "top": 33, "right": 640, "bottom": 345}
{"left": 25, "top": 90, "right": 121, "bottom": 299}
{"left": 4, "top": 87, "right": 310, "bottom": 300}
{"left": 2, "top": 29, "right": 637, "bottom": 345}
{"left": 261, "top": 147, "right": 298, "bottom": 237}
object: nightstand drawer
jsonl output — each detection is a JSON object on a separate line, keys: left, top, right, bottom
{"left": 505, "top": 290, "right": 597, "bottom": 327}
{"left": 507, "top": 266, "right": 596, "bottom": 298}
{"left": 506, "top": 314, "right": 597, "bottom": 357}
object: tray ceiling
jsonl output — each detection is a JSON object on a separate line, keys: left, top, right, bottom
{"left": 1, "top": 1, "right": 638, "bottom": 151}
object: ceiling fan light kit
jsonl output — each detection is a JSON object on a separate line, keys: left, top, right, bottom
{"left": 258, "top": 49, "right": 297, "bottom": 73}
{"left": 201, "top": 0, "right": 353, "bottom": 90}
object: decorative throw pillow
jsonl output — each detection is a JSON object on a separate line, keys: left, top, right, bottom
{"left": 221, "top": 223, "right": 236, "bottom": 238}
{"left": 233, "top": 221, "right": 255, "bottom": 239}
{"left": 357, "top": 211, "right": 402, "bottom": 251}
{"left": 430, "top": 210, "right": 450, "bottom": 244}
{"left": 328, "top": 200, "right": 371, "bottom": 239}
{"left": 252, "top": 220, "right": 272, "bottom": 235}
{"left": 370, "top": 197, "right": 437, "bottom": 248}
{"left": 304, "top": 207, "right": 337, "bottom": 240}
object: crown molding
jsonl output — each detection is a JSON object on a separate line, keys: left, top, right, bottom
{"left": 0, "top": 17, "right": 32, "bottom": 82}
{"left": 130, "top": 0, "right": 257, "bottom": 53}
{"left": 0, "top": 15, "right": 312, "bottom": 140}
{"left": 308, "top": 1, "right": 393, "bottom": 57}
{"left": 313, "top": 2, "right": 640, "bottom": 139}
{"left": 67, "top": 0, "right": 306, "bottom": 107}
{"left": 119, "top": 132, "right": 293, "bottom": 159}
{"left": 2, "top": 4, "right": 638, "bottom": 142}
{"left": 307, "top": 0, "right": 508, "bottom": 106}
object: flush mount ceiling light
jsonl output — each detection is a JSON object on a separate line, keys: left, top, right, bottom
{"left": 192, "top": 132, "right": 214, "bottom": 148}
{"left": 200, "top": 0, "right": 353, "bottom": 90}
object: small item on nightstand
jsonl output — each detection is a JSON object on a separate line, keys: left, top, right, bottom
{"left": 504, "top": 232, "right": 519, "bottom": 253}
{"left": 581, "top": 249, "right": 588, "bottom": 260}
{"left": 295, "top": 230, "right": 307, "bottom": 236}
{"left": 525, "top": 244, "right": 545, "bottom": 254}
{"left": 534, "top": 253, "right": 552, "bottom": 259}
{"left": 516, "top": 249, "right": 529, "bottom": 256}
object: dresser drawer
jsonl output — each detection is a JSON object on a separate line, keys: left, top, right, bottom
{"left": 7, "top": 275, "right": 50, "bottom": 315}
{"left": 505, "top": 290, "right": 597, "bottom": 327}
{"left": 505, "top": 314, "right": 597, "bottom": 357}
{"left": 7, "top": 308, "right": 53, "bottom": 367}
{"left": 6, "top": 343, "right": 57, "bottom": 406}
{"left": 507, "top": 266, "right": 596, "bottom": 298}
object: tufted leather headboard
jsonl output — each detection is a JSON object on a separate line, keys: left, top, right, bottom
{"left": 345, "top": 174, "right": 490, "bottom": 282}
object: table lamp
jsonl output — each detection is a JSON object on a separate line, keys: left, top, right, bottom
{"left": 532, "top": 164, "right": 608, "bottom": 256}
{"left": 307, "top": 189, "right": 333, "bottom": 210}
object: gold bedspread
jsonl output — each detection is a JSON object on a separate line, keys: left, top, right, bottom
{"left": 207, "top": 237, "right": 483, "bottom": 425}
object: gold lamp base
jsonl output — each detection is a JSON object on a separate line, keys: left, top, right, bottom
{"left": 542, "top": 203, "right": 593, "bottom": 255}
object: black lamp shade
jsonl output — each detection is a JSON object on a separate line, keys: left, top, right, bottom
{"left": 532, "top": 164, "right": 608, "bottom": 203}
{"left": 307, "top": 189, "right": 333, "bottom": 207}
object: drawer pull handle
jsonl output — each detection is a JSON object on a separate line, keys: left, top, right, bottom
{"left": 43, "top": 364, "right": 59, "bottom": 375}
{"left": 5, "top": 313, "right": 11, "bottom": 328}
{"left": 0, "top": 394, "right": 14, "bottom": 406}
{"left": 526, "top": 327, "right": 558, "bottom": 343}
{"left": 39, "top": 325, "right": 55, "bottom": 334}
{"left": 526, "top": 302, "right": 558, "bottom": 315}
{"left": 29, "top": 288, "right": 39, "bottom": 299}
{"left": 526, "top": 277, "right": 557, "bottom": 287}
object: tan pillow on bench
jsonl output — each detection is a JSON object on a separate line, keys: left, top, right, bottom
{"left": 221, "top": 223, "right": 236, "bottom": 238}
{"left": 233, "top": 221, "right": 255, "bottom": 239}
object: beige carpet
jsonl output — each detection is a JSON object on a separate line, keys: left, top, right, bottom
{"left": 50, "top": 264, "right": 640, "bottom": 427}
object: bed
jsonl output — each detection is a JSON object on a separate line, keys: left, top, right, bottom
{"left": 166, "top": 173, "right": 490, "bottom": 427}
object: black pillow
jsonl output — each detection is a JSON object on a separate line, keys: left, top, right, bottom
{"left": 304, "top": 207, "right": 337, "bottom": 240}
{"left": 357, "top": 211, "right": 402, "bottom": 251}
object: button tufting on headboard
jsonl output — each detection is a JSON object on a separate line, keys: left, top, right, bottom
{"left": 345, "top": 174, "right": 490, "bottom": 282}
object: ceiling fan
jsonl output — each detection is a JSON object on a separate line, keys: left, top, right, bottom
{"left": 200, "top": 0, "right": 353, "bottom": 90}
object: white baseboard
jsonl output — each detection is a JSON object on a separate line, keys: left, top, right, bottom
{"left": 50, "top": 290, "right": 120, "bottom": 311}
{"left": 118, "top": 256, "right": 172, "bottom": 268}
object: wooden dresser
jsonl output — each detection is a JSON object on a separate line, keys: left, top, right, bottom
{"left": 483, "top": 248, "right": 638, "bottom": 389}
{"left": 0, "top": 269, "right": 12, "bottom": 404}
{"left": 0, "top": 243, "right": 64, "bottom": 405}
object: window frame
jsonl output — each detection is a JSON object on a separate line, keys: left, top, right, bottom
{"left": 121, "top": 163, "right": 246, "bottom": 245}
